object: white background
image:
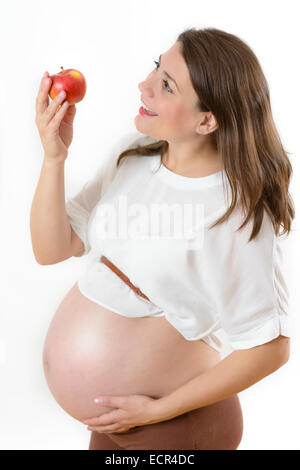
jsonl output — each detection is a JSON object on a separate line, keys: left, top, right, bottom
{"left": 0, "top": 0, "right": 299, "bottom": 450}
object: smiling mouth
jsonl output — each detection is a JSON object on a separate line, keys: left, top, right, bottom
{"left": 142, "top": 106, "right": 158, "bottom": 116}
{"left": 139, "top": 106, "right": 158, "bottom": 117}
{"left": 141, "top": 98, "right": 158, "bottom": 115}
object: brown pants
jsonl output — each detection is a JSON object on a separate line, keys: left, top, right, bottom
{"left": 89, "top": 394, "right": 243, "bottom": 450}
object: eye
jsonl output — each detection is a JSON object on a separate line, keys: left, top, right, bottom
{"left": 154, "top": 60, "right": 172, "bottom": 93}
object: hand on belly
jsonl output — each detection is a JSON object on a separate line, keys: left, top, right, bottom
{"left": 42, "top": 283, "right": 220, "bottom": 424}
{"left": 42, "top": 284, "right": 168, "bottom": 423}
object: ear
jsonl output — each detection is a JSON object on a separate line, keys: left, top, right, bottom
{"left": 196, "top": 112, "right": 218, "bottom": 135}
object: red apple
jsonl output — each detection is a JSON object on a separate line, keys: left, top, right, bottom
{"left": 49, "top": 66, "right": 87, "bottom": 104}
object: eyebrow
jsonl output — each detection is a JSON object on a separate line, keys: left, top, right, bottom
{"left": 159, "top": 54, "right": 180, "bottom": 92}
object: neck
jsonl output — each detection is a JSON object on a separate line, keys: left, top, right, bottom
{"left": 162, "top": 141, "right": 223, "bottom": 178}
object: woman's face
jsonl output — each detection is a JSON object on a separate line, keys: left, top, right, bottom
{"left": 135, "top": 41, "right": 208, "bottom": 143}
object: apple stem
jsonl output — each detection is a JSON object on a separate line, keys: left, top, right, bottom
{"left": 61, "top": 66, "right": 64, "bottom": 72}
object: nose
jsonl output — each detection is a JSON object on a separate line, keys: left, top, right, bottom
{"left": 138, "top": 73, "right": 155, "bottom": 97}
{"left": 138, "top": 82, "right": 155, "bottom": 101}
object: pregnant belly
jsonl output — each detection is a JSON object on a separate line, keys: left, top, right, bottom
{"left": 43, "top": 282, "right": 220, "bottom": 423}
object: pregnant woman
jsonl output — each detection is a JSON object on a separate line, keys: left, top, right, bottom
{"left": 31, "top": 27, "right": 293, "bottom": 450}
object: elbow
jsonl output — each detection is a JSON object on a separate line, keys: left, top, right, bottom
{"left": 33, "top": 252, "right": 50, "bottom": 265}
{"left": 276, "top": 351, "right": 290, "bottom": 369}
{"left": 275, "top": 353, "right": 289, "bottom": 373}
{"left": 33, "top": 254, "right": 46, "bottom": 265}
{"left": 278, "top": 335, "right": 290, "bottom": 363}
{"left": 33, "top": 255, "right": 61, "bottom": 265}
{"left": 252, "top": 335, "right": 291, "bottom": 373}
{"left": 35, "top": 258, "right": 49, "bottom": 265}
{"left": 279, "top": 346, "right": 290, "bottom": 367}
{"left": 271, "top": 335, "right": 291, "bottom": 368}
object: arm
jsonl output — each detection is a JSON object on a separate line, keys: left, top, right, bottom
{"left": 30, "top": 158, "right": 73, "bottom": 264}
{"left": 151, "top": 335, "right": 290, "bottom": 423}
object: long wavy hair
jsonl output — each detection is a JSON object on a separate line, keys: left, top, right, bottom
{"left": 116, "top": 27, "right": 295, "bottom": 242}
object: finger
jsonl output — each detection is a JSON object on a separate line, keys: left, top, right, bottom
{"left": 88, "top": 424, "right": 122, "bottom": 433}
{"left": 83, "top": 409, "right": 120, "bottom": 426}
{"left": 94, "top": 396, "right": 126, "bottom": 408}
{"left": 44, "top": 90, "right": 68, "bottom": 124}
{"left": 36, "top": 72, "right": 52, "bottom": 116}
{"left": 49, "top": 100, "right": 70, "bottom": 130}
{"left": 84, "top": 415, "right": 118, "bottom": 426}
{"left": 63, "top": 104, "right": 77, "bottom": 125}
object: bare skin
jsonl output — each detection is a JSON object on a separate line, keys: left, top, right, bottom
{"left": 135, "top": 41, "right": 223, "bottom": 177}
{"left": 43, "top": 283, "right": 221, "bottom": 423}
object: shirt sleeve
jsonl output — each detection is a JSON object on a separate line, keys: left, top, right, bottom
{"left": 204, "top": 207, "right": 292, "bottom": 350}
{"left": 65, "top": 131, "right": 142, "bottom": 256}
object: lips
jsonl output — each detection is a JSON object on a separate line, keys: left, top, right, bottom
{"left": 141, "top": 97, "right": 158, "bottom": 115}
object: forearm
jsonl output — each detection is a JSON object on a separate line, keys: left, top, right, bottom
{"left": 30, "top": 157, "right": 71, "bottom": 264}
{"left": 151, "top": 337, "right": 289, "bottom": 423}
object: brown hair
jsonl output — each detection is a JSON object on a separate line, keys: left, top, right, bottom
{"left": 116, "top": 27, "right": 295, "bottom": 242}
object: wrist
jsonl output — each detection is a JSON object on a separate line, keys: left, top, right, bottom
{"left": 146, "top": 396, "right": 177, "bottom": 425}
{"left": 43, "top": 157, "right": 66, "bottom": 169}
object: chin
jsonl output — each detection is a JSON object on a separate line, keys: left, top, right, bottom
{"left": 134, "top": 117, "right": 171, "bottom": 146}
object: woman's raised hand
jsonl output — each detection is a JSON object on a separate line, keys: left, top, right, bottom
{"left": 35, "top": 71, "right": 77, "bottom": 162}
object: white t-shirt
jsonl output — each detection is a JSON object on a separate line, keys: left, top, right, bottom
{"left": 65, "top": 131, "right": 291, "bottom": 355}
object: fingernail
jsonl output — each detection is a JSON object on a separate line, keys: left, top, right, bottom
{"left": 94, "top": 398, "right": 103, "bottom": 403}
{"left": 59, "top": 90, "right": 65, "bottom": 98}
